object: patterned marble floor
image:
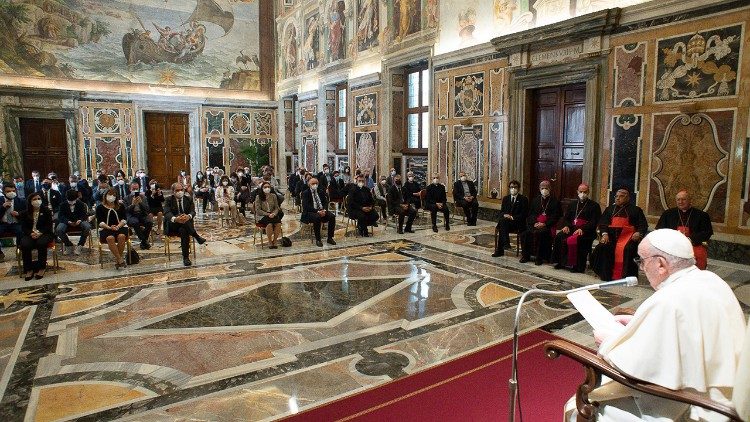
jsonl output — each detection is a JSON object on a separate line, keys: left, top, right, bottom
{"left": 0, "top": 206, "right": 748, "bottom": 421}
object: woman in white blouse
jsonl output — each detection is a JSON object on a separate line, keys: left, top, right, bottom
{"left": 215, "top": 175, "right": 242, "bottom": 225}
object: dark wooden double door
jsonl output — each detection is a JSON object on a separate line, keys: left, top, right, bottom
{"left": 530, "top": 84, "right": 586, "bottom": 205}
{"left": 20, "top": 118, "right": 69, "bottom": 180}
{"left": 145, "top": 113, "right": 190, "bottom": 186}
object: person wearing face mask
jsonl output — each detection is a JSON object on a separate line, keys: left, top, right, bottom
{"left": 215, "top": 175, "right": 243, "bottom": 226}
{"left": 146, "top": 180, "right": 165, "bottom": 235}
{"left": 492, "top": 180, "right": 529, "bottom": 257}
{"left": 177, "top": 170, "right": 192, "bottom": 195}
{"left": 19, "top": 192, "right": 53, "bottom": 280}
{"left": 124, "top": 181, "right": 153, "bottom": 250}
{"left": 317, "top": 164, "right": 332, "bottom": 193}
{"left": 164, "top": 183, "right": 206, "bottom": 266}
{"left": 40, "top": 178, "right": 62, "bottom": 219}
{"left": 135, "top": 169, "right": 149, "bottom": 193}
{"left": 655, "top": 190, "right": 713, "bottom": 270}
{"left": 341, "top": 166, "right": 352, "bottom": 186}
{"left": 115, "top": 175, "right": 130, "bottom": 200}
{"left": 25, "top": 170, "right": 42, "bottom": 197}
{"left": 403, "top": 171, "right": 422, "bottom": 210}
{"left": 96, "top": 187, "right": 130, "bottom": 269}
{"left": 519, "top": 180, "right": 561, "bottom": 265}
{"left": 590, "top": 188, "right": 648, "bottom": 281}
{"left": 328, "top": 170, "right": 345, "bottom": 202}
{"left": 0, "top": 183, "right": 27, "bottom": 262}
{"left": 388, "top": 175, "right": 417, "bottom": 234}
{"left": 193, "top": 171, "right": 213, "bottom": 215}
{"left": 14, "top": 177, "right": 26, "bottom": 200}
{"left": 373, "top": 176, "right": 389, "bottom": 222}
{"left": 56, "top": 189, "right": 91, "bottom": 256}
{"left": 452, "top": 172, "right": 479, "bottom": 226}
{"left": 48, "top": 173, "right": 68, "bottom": 198}
{"left": 295, "top": 172, "right": 312, "bottom": 206}
{"left": 301, "top": 178, "right": 337, "bottom": 247}
{"left": 425, "top": 174, "right": 450, "bottom": 233}
{"left": 254, "top": 181, "right": 283, "bottom": 248}
{"left": 348, "top": 175, "right": 379, "bottom": 237}
{"left": 386, "top": 168, "right": 398, "bottom": 187}
{"left": 551, "top": 183, "right": 601, "bottom": 272}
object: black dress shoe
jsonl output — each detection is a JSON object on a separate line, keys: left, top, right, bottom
{"left": 196, "top": 236, "right": 207, "bottom": 245}
{"left": 141, "top": 242, "right": 151, "bottom": 250}
{"left": 183, "top": 258, "right": 192, "bottom": 266}
{"left": 492, "top": 251, "right": 504, "bottom": 257}
{"left": 316, "top": 240, "right": 324, "bottom": 247}
{"left": 445, "top": 225, "right": 450, "bottom": 231}
{"left": 554, "top": 263, "right": 564, "bottom": 270}
{"left": 432, "top": 226, "right": 438, "bottom": 233}
{"left": 269, "top": 245, "right": 278, "bottom": 249}
{"left": 397, "top": 229, "right": 404, "bottom": 234}
{"left": 327, "top": 238, "right": 336, "bottom": 245}
{"left": 534, "top": 259, "right": 543, "bottom": 266}
{"left": 405, "top": 228, "right": 415, "bottom": 233}
{"left": 24, "top": 273, "right": 34, "bottom": 281}
{"left": 519, "top": 257, "right": 530, "bottom": 263}
{"left": 570, "top": 267, "right": 584, "bottom": 273}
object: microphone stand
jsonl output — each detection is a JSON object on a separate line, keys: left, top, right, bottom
{"left": 508, "top": 281, "right": 629, "bottom": 422}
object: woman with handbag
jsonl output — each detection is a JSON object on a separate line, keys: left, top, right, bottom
{"left": 254, "top": 181, "right": 283, "bottom": 248}
{"left": 96, "top": 187, "right": 129, "bottom": 269}
{"left": 19, "top": 192, "right": 54, "bottom": 280}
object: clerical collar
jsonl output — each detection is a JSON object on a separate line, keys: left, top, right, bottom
{"left": 657, "top": 266, "right": 698, "bottom": 291}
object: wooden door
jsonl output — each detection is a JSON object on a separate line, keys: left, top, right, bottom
{"left": 530, "top": 84, "right": 586, "bottom": 205}
{"left": 20, "top": 118, "right": 69, "bottom": 180}
{"left": 145, "top": 113, "right": 190, "bottom": 186}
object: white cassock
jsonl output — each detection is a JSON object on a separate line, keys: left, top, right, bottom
{"left": 565, "top": 266, "right": 746, "bottom": 421}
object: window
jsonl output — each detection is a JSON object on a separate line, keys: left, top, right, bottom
{"left": 405, "top": 65, "right": 429, "bottom": 149}
{"left": 336, "top": 84, "right": 347, "bottom": 151}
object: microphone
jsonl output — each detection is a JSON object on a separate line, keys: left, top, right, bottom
{"left": 507, "top": 275, "right": 638, "bottom": 422}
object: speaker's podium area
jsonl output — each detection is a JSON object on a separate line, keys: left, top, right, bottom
{"left": 0, "top": 0, "right": 748, "bottom": 420}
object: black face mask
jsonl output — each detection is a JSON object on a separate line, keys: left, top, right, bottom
{"left": 395, "top": 180, "right": 402, "bottom": 185}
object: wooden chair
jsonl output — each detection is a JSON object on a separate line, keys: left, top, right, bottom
{"left": 452, "top": 202, "right": 467, "bottom": 224}
{"left": 95, "top": 221, "right": 133, "bottom": 269}
{"left": 494, "top": 228, "right": 521, "bottom": 256}
{"left": 543, "top": 318, "right": 750, "bottom": 422}
{"left": 343, "top": 195, "right": 375, "bottom": 237}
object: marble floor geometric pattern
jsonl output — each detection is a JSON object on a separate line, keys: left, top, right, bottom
{"left": 0, "top": 209, "right": 747, "bottom": 421}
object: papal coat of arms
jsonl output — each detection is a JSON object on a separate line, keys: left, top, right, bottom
{"left": 454, "top": 73, "right": 484, "bottom": 117}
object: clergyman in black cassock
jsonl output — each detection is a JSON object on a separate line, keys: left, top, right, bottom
{"left": 551, "top": 183, "right": 601, "bottom": 272}
{"left": 655, "top": 190, "right": 713, "bottom": 269}
{"left": 519, "top": 180, "right": 561, "bottom": 265}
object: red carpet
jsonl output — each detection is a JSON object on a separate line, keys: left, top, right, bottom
{"left": 284, "top": 330, "right": 586, "bottom": 421}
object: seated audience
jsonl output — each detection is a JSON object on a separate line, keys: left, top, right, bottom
{"left": 519, "top": 180, "right": 561, "bottom": 265}
{"left": 590, "top": 188, "right": 648, "bottom": 281}
{"left": 177, "top": 170, "right": 192, "bottom": 195}
{"left": 551, "top": 183, "right": 601, "bottom": 272}
{"left": 373, "top": 176, "right": 389, "bottom": 222}
{"left": 96, "top": 188, "right": 129, "bottom": 270}
{"left": 452, "top": 172, "right": 479, "bottom": 226}
{"left": 493, "top": 180, "right": 529, "bottom": 257}
{"left": 24, "top": 170, "right": 42, "bottom": 197}
{"left": 125, "top": 181, "right": 153, "bottom": 250}
{"left": 146, "top": 180, "right": 165, "bottom": 235}
{"left": 386, "top": 168, "right": 398, "bottom": 187}
{"left": 425, "top": 174, "right": 450, "bottom": 233}
{"left": 254, "top": 181, "right": 283, "bottom": 248}
{"left": 566, "top": 229, "right": 746, "bottom": 421}
{"left": 404, "top": 171, "right": 422, "bottom": 210}
{"left": 114, "top": 172, "right": 130, "bottom": 199}
{"left": 655, "top": 189, "right": 713, "bottom": 270}
{"left": 164, "top": 183, "right": 206, "bottom": 266}
{"left": 56, "top": 189, "right": 91, "bottom": 255}
{"left": 135, "top": 169, "right": 149, "bottom": 193}
{"left": 40, "top": 179, "right": 62, "bottom": 218}
{"left": 0, "top": 182, "right": 26, "bottom": 261}
{"left": 193, "top": 171, "right": 213, "bottom": 214}
{"left": 19, "top": 192, "right": 54, "bottom": 280}
{"left": 388, "top": 175, "right": 417, "bottom": 234}
{"left": 328, "top": 170, "right": 345, "bottom": 202}
{"left": 349, "top": 175, "right": 379, "bottom": 237}
{"left": 215, "top": 175, "right": 243, "bottom": 225}
{"left": 301, "top": 177, "right": 336, "bottom": 247}
{"left": 14, "top": 177, "right": 26, "bottom": 200}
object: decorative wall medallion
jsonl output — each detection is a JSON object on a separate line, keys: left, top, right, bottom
{"left": 655, "top": 25, "right": 742, "bottom": 102}
{"left": 355, "top": 131, "right": 377, "bottom": 175}
{"left": 94, "top": 108, "right": 120, "bottom": 134}
{"left": 613, "top": 42, "right": 646, "bottom": 107}
{"left": 254, "top": 112, "right": 272, "bottom": 136}
{"left": 228, "top": 112, "right": 252, "bottom": 135}
{"left": 454, "top": 73, "right": 484, "bottom": 118}
{"left": 355, "top": 93, "right": 377, "bottom": 126}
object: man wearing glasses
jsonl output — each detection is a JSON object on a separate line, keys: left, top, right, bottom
{"left": 567, "top": 229, "right": 746, "bottom": 421}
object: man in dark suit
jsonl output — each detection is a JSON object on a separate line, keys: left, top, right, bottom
{"left": 328, "top": 170, "right": 345, "bottom": 201}
{"left": 134, "top": 169, "right": 150, "bottom": 194}
{"left": 403, "top": 171, "right": 422, "bottom": 210}
{"left": 348, "top": 175, "right": 379, "bottom": 237}
{"left": 164, "top": 183, "right": 206, "bottom": 266}
{"left": 24, "top": 170, "right": 42, "bottom": 198}
{"left": 519, "top": 180, "right": 561, "bottom": 265}
{"left": 388, "top": 175, "right": 417, "bottom": 234}
{"left": 317, "top": 164, "right": 332, "bottom": 193}
{"left": 40, "top": 178, "right": 63, "bottom": 218}
{"left": 0, "top": 182, "right": 27, "bottom": 261}
{"left": 452, "top": 171, "right": 479, "bottom": 226}
{"left": 125, "top": 181, "right": 153, "bottom": 250}
{"left": 55, "top": 189, "right": 91, "bottom": 255}
{"left": 301, "top": 177, "right": 337, "bottom": 247}
{"left": 493, "top": 180, "right": 529, "bottom": 257}
{"left": 114, "top": 174, "right": 130, "bottom": 199}
{"left": 425, "top": 174, "right": 450, "bottom": 233}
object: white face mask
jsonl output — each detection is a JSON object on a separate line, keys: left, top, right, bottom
{"left": 432, "top": 178, "right": 439, "bottom": 184}
{"left": 150, "top": 184, "right": 157, "bottom": 190}
{"left": 197, "top": 175, "right": 203, "bottom": 179}
{"left": 578, "top": 192, "right": 588, "bottom": 201}
{"left": 323, "top": 169, "right": 329, "bottom": 174}
{"left": 263, "top": 187, "right": 271, "bottom": 194}
{"left": 460, "top": 176, "right": 467, "bottom": 182}
{"left": 408, "top": 177, "right": 414, "bottom": 182}
{"left": 117, "top": 179, "right": 125, "bottom": 186}
{"left": 31, "top": 199, "right": 42, "bottom": 208}
{"left": 509, "top": 187, "right": 518, "bottom": 195}
{"left": 390, "top": 171, "right": 396, "bottom": 176}
{"left": 310, "top": 184, "right": 318, "bottom": 190}
{"left": 5, "top": 192, "right": 16, "bottom": 199}
{"left": 174, "top": 191, "right": 185, "bottom": 199}
{"left": 357, "top": 182, "right": 365, "bottom": 188}
{"left": 237, "top": 172, "right": 244, "bottom": 177}
{"left": 380, "top": 180, "right": 387, "bottom": 184}
{"left": 68, "top": 200, "right": 76, "bottom": 205}
{"left": 222, "top": 181, "right": 229, "bottom": 186}
{"left": 106, "top": 195, "right": 116, "bottom": 203}
{"left": 540, "top": 188, "right": 550, "bottom": 197}
{"left": 33, "top": 176, "right": 39, "bottom": 181}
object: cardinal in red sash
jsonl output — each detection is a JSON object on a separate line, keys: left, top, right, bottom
{"left": 552, "top": 183, "right": 601, "bottom": 272}
{"left": 519, "top": 180, "right": 561, "bottom": 265}
{"left": 656, "top": 190, "right": 713, "bottom": 270}
{"left": 590, "top": 188, "right": 648, "bottom": 281}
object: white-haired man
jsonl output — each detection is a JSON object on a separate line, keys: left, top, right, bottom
{"left": 567, "top": 229, "right": 746, "bottom": 421}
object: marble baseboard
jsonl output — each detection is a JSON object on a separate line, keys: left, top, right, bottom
{"left": 708, "top": 240, "right": 750, "bottom": 265}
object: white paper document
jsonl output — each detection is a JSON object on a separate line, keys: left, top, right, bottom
{"left": 566, "top": 290, "right": 626, "bottom": 334}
